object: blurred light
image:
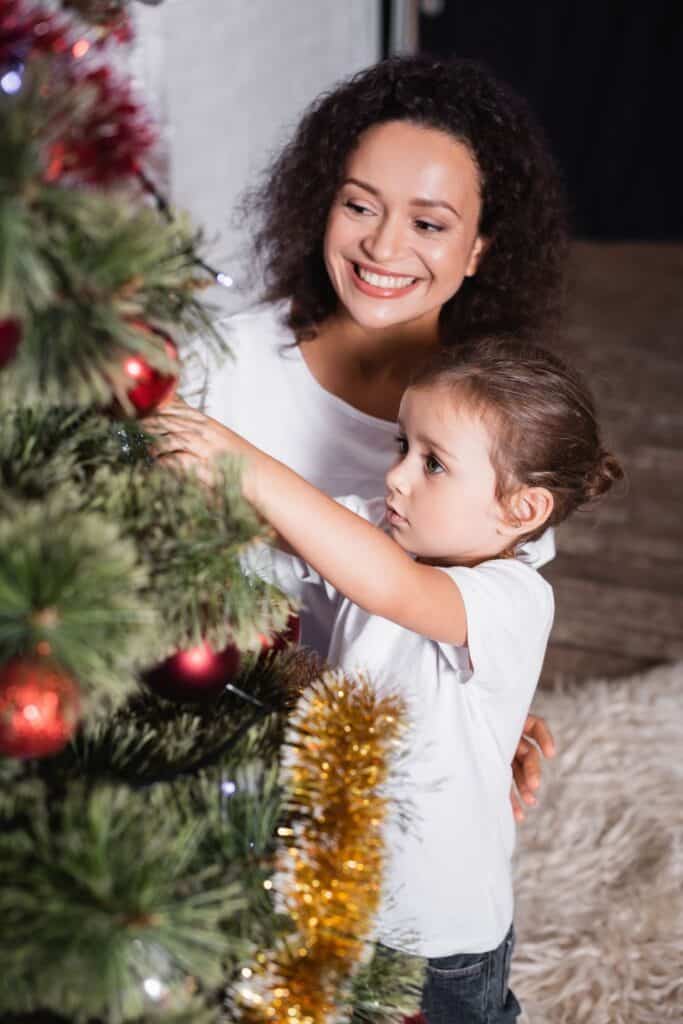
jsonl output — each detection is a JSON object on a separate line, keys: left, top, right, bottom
{"left": 220, "top": 778, "right": 237, "bottom": 797}
{"left": 176, "top": 642, "right": 214, "bottom": 674}
{"left": 216, "top": 272, "right": 233, "bottom": 288}
{"left": 124, "top": 357, "right": 144, "bottom": 379}
{"left": 143, "top": 977, "right": 165, "bottom": 1000}
{"left": 72, "top": 38, "right": 90, "bottom": 58}
{"left": 1, "top": 69, "right": 23, "bottom": 95}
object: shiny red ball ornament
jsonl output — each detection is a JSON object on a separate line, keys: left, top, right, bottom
{"left": 122, "top": 322, "right": 179, "bottom": 416}
{"left": 257, "top": 614, "right": 301, "bottom": 663}
{"left": 141, "top": 641, "right": 241, "bottom": 702}
{"left": 0, "top": 656, "right": 81, "bottom": 759}
{"left": 0, "top": 318, "right": 22, "bottom": 368}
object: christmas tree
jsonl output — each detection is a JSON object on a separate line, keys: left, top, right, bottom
{"left": 0, "top": 2, "right": 423, "bottom": 1020}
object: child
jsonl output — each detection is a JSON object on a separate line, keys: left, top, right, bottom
{"left": 155, "top": 336, "right": 622, "bottom": 1021}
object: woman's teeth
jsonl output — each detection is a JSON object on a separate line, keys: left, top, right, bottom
{"left": 356, "top": 265, "right": 416, "bottom": 289}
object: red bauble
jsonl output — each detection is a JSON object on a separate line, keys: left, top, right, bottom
{"left": 0, "top": 318, "right": 22, "bottom": 368}
{"left": 141, "top": 641, "right": 241, "bottom": 702}
{"left": 257, "top": 614, "right": 301, "bottom": 663}
{"left": 0, "top": 656, "right": 81, "bottom": 759}
{"left": 121, "top": 322, "right": 179, "bottom": 416}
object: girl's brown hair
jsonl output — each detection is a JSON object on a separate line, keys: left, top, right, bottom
{"left": 411, "top": 338, "right": 623, "bottom": 543}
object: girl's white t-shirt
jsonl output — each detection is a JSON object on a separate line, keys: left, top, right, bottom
{"left": 183, "top": 303, "right": 555, "bottom": 652}
{"left": 244, "top": 496, "right": 555, "bottom": 956}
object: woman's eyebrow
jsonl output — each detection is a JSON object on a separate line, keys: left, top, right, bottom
{"left": 344, "top": 176, "right": 381, "bottom": 195}
{"left": 410, "top": 197, "right": 461, "bottom": 220}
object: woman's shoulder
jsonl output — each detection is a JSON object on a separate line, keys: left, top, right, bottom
{"left": 222, "top": 301, "right": 293, "bottom": 352}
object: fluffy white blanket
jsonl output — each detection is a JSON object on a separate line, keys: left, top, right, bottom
{"left": 513, "top": 662, "right": 683, "bottom": 1022}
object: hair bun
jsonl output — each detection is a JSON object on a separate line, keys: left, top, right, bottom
{"left": 583, "top": 449, "right": 624, "bottom": 501}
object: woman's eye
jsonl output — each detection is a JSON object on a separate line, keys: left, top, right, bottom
{"left": 415, "top": 219, "right": 444, "bottom": 233}
{"left": 395, "top": 435, "right": 408, "bottom": 455}
{"left": 344, "top": 199, "right": 373, "bottom": 216}
{"left": 425, "top": 454, "right": 444, "bottom": 474}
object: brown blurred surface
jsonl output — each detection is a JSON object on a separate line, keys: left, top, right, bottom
{"left": 540, "top": 242, "right": 683, "bottom": 685}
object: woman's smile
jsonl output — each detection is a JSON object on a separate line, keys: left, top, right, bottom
{"left": 350, "top": 259, "right": 421, "bottom": 299}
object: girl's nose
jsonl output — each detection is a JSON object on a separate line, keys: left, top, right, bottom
{"left": 386, "top": 459, "right": 409, "bottom": 494}
{"left": 362, "top": 213, "right": 404, "bottom": 265}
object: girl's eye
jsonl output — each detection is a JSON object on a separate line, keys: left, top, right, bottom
{"left": 415, "top": 219, "right": 444, "bottom": 233}
{"left": 395, "top": 435, "right": 408, "bottom": 456}
{"left": 425, "top": 454, "right": 444, "bottom": 474}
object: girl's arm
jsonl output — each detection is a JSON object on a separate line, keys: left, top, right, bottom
{"left": 153, "top": 401, "right": 467, "bottom": 646}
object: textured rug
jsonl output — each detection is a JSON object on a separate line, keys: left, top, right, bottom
{"left": 512, "top": 662, "right": 683, "bottom": 1023}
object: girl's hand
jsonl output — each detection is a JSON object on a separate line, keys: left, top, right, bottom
{"left": 147, "top": 399, "right": 240, "bottom": 481}
{"left": 510, "top": 714, "right": 556, "bottom": 822}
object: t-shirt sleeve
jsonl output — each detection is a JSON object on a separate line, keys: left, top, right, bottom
{"left": 438, "top": 559, "right": 555, "bottom": 757}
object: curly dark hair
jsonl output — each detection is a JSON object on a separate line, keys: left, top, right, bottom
{"left": 243, "top": 56, "right": 569, "bottom": 343}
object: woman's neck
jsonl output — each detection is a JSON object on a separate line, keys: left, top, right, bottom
{"left": 299, "top": 309, "right": 442, "bottom": 422}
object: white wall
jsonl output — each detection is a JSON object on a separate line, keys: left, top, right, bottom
{"left": 133, "top": 0, "right": 380, "bottom": 308}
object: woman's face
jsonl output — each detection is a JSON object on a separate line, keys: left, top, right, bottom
{"left": 324, "top": 120, "right": 486, "bottom": 334}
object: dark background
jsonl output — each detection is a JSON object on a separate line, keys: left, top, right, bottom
{"left": 383, "top": 2, "right": 682, "bottom": 240}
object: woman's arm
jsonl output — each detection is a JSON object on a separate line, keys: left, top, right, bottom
{"left": 152, "top": 401, "right": 467, "bottom": 646}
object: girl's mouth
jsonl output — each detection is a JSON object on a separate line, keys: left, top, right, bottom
{"left": 351, "top": 261, "right": 420, "bottom": 299}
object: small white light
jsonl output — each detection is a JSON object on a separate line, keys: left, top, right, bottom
{"left": 1, "top": 70, "right": 23, "bottom": 95}
{"left": 216, "top": 272, "right": 233, "bottom": 288}
{"left": 143, "top": 977, "right": 165, "bottom": 1000}
{"left": 221, "top": 779, "right": 237, "bottom": 797}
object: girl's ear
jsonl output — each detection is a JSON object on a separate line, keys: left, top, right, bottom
{"left": 465, "top": 235, "right": 489, "bottom": 278}
{"left": 499, "top": 486, "right": 554, "bottom": 538}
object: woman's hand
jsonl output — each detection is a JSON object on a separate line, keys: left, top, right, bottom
{"left": 510, "top": 714, "right": 556, "bottom": 822}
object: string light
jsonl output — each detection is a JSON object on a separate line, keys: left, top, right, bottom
{"left": 0, "top": 67, "right": 23, "bottom": 95}
{"left": 143, "top": 977, "right": 166, "bottom": 1000}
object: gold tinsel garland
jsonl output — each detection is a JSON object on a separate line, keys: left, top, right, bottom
{"left": 236, "top": 669, "right": 406, "bottom": 1023}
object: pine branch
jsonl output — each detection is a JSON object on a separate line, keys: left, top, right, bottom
{"left": 88, "top": 458, "right": 292, "bottom": 652}
{"left": 347, "top": 944, "right": 425, "bottom": 1023}
{"left": 0, "top": 781, "right": 246, "bottom": 1023}
{"left": 0, "top": 492, "right": 158, "bottom": 711}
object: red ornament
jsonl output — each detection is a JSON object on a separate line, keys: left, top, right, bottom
{"left": 141, "top": 641, "right": 242, "bottom": 702}
{"left": 257, "top": 614, "right": 301, "bottom": 663}
{"left": 121, "top": 322, "right": 179, "bottom": 417}
{"left": 0, "top": 656, "right": 81, "bottom": 759}
{"left": 0, "top": 317, "right": 22, "bottom": 368}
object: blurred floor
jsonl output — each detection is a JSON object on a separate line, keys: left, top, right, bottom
{"left": 541, "top": 242, "right": 683, "bottom": 685}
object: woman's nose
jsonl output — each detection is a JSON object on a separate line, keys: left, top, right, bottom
{"left": 362, "top": 213, "right": 404, "bottom": 265}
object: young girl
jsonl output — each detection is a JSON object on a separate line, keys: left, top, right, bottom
{"left": 155, "top": 336, "right": 622, "bottom": 1022}
{"left": 190, "top": 55, "right": 568, "bottom": 815}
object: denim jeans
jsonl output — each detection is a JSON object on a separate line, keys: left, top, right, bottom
{"left": 419, "top": 923, "right": 521, "bottom": 1024}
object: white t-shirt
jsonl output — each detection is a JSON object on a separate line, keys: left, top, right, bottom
{"left": 245, "top": 496, "right": 555, "bottom": 957}
{"left": 183, "top": 303, "right": 556, "bottom": 652}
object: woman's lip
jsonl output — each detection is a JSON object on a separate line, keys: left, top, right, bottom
{"left": 349, "top": 260, "right": 421, "bottom": 299}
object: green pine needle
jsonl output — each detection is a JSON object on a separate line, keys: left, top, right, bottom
{"left": 0, "top": 494, "right": 158, "bottom": 712}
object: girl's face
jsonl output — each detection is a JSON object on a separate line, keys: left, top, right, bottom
{"left": 324, "top": 120, "right": 486, "bottom": 334}
{"left": 385, "top": 385, "right": 511, "bottom": 565}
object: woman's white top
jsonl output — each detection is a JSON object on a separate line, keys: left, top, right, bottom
{"left": 245, "top": 496, "right": 555, "bottom": 956}
{"left": 184, "top": 303, "right": 556, "bottom": 655}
